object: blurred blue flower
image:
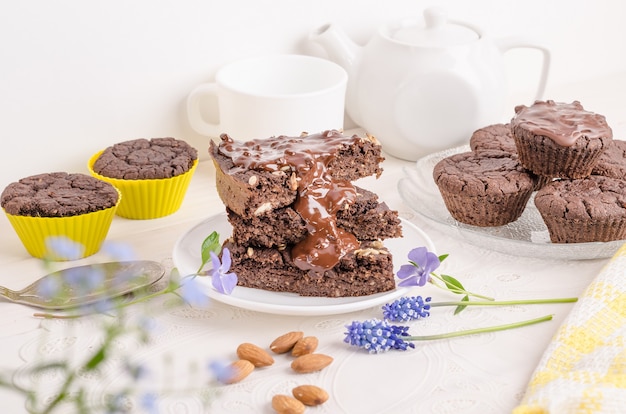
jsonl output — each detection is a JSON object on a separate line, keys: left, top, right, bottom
{"left": 382, "top": 296, "right": 432, "bottom": 322}
{"left": 138, "top": 316, "right": 159, "bottom": 333}
{"left": 63, "top": 265, "right": 105, "bottom": 296}
{"left": 44, "top": 236, "right": 84, "bottom": 261}
{"left": 85, "top": 298, "right": 115, "bottom": 315}
{"left": 37, "top": 275, "right": 61, "bottom": 299}
{"left": 140, "top": 392, "right": 158, "bottom": 414}
{"left": 101, "top": 241, "right": 137, "bottom": 262}
{"left": 180, "top": 275, "right": 209, "bottom": 307}
{"left": 210, "top": 248, "right": 237, "bottom": 295}
{"left": 397, "top": 247, "right": 440, "bottom": 287}
{"left": 344, "top": 318, "right": 415, "bottom": 354}
{"left": 124, "top": 361, "right": 150, "bottom": 381}
{"left": 208, "top": 359, "right": 235, "bottom": 384}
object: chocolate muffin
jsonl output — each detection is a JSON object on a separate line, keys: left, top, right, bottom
{"left": 469, "top": 123, "right": 517, "bottom": 154}
{"left": 534, "top": 176, "right": 626, "bottom": 243}
{"left": 89, "top": 137, "right": 199, "bottom": 219}
{"left": 1, "top": 172, "right": 118, "bottom": 217}
{"left": 469, "top": 122, "right": 551, "bottom": 190}
{"left": 511, "top": 100, "right": 613, "bottom": 179}
{"left": 2, "top": 172, "right": 120, "bottom": 259}
{"left": 433, "top": 150, "right": 537, "bottom": 227}
{"left": 92, "top": 137, "right": 197, "bottom": 180}
{"left": 591, "top": 139, "right": 626, "bottom": 179}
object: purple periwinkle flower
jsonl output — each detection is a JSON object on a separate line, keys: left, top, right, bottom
{"left": 210, "top": 248, "right": 237, "bottom": 295}
{"left": 396, "top": 247, "right": 440, "bottom": 287}
{"left": 344, "top": 318, "right": 415, "bottom": 354}
{"left": 382, "top": 296, "right": 432, "bottom": 322}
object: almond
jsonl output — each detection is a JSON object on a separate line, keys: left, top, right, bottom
{"left": 291, "top": 353, "right": 333, "bottom": 373}
{"left": 291, "top": 336, "right": 318, "bottom": 357}
{"left": 236, "top": 342, "right": 275, "bottom": 367}
{"left": 292, "top": 384, "right": 329, "bottom": 406}
{"left": 271, "top": 394, "right": 305, "bottom": 414}
{"left": 270, "top": 331, "right": 304, "bottom": 354}
{"left": 222, "top": 359, "right": 254, "bottom": 384}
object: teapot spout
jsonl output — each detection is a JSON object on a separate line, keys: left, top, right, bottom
{"left": 309, "top": 23, "right": 359, "bottom": 76}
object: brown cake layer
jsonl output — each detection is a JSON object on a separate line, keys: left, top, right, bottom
{"left": 224, "top": 239, "right": 395, "bottom": 297}
{"left": 93, "top": 137, "right": 198, "bottom": 179}
{"left": 433, "top": 150, "right": 537, "bottom": 227}
{"left": 210, "top": 130, "right": 384, "bottom": 219}
{"left": 1, "top": 172, "right": 119, "bottom": 217}
{"left": 227, "top": 186, "right": 402, "bottom": 248}
{"left": 534, "top": 175, "right": 626, "bottom": 243}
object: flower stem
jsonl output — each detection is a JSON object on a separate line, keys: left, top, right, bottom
{"left": 428, "top": 274, "right": 495, "bottom": 301}
{"left": 430, "top": 297, "right": 577, "bottom": 308}
{"left": 406, "top": 314, "right": 553, "bottom": 341}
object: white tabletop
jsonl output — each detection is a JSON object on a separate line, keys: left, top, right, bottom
{"left": 1, "top": 74, "right": 625, "bottom": 413}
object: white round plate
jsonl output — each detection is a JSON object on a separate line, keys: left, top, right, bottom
{"left": 399, "top": 145, "right": 624, "bottom": 260}
{"left": 172, "top": 212, "right": 435, "bottom": 315}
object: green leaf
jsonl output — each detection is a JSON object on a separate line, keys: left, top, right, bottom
{"left": 440, "top": 274, "right": 466, "bottom": 294}
{"left": 454, "top": 295, "right": 469, "bottom": 315}
{"left": 438, "top": 253, "right": 449, "bottom": 263}
{"left": 84, "top": 346, "right": 106, "bottom": 371}
{"left": 200, "top": 231, "right": 221, "bottom": 270}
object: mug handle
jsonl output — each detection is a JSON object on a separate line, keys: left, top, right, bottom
{"left": 496, "top": 36, "right": 551, "bottom": 101}
{"left": 186, "top": 83, "right": 221, "bottom": 137}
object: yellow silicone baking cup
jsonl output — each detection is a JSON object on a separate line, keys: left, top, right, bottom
{"left": 88, "top": 151, "right": 198, "bottom": 220}
{"left": 4, "top": 198, "right": 119, "bottom": 261}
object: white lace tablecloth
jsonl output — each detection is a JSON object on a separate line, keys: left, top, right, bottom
{"left": 1, "top": 74, "right": 626, "bottom": 413}
{"left": 0, "top": 155, "right": 609, "bottom": 414}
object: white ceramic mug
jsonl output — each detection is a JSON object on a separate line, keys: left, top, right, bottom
{"left": 186, "top": 55, "right": 348, "bottom": 139}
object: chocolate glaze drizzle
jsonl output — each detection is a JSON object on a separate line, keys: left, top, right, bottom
{"left": 219, "top": 130, "right": 361, "bottom": 275}
{"left": 512, "top": 100, "right": 612, "bottom": 147}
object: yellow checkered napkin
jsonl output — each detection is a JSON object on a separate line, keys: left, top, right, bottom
{"left": 514, "top": 243, "right": 626, "bottom": 414}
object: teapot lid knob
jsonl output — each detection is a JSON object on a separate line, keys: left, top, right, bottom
{"left": 424, "top": 7, "right": 447, "bottom": 29}
{"left": 391, "top": 7, "right": 479, "bottom": 47}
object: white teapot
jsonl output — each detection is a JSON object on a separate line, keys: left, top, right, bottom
{"left": 310, "top": 7, "right": 550, "bottom": 160}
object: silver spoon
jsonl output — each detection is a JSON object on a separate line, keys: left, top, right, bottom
{"left": 0, "top": 260, "right": 165, "bottom": 310}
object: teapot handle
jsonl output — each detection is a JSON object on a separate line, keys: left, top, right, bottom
{"left": 495, "top": 36, "right": 551, "bottom": 101}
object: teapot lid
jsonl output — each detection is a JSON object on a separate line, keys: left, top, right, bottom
{"left": 390, "top": 7, "right": 479, "bottom": 47}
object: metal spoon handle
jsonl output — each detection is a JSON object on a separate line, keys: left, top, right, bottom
{"left": 0, "top": 286, "right": 20, "bottom": 303}
{"left": 0, "top": 261, "right": 165, "bottom": 310}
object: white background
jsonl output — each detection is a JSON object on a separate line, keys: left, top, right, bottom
{"left": 1, "top": 0, "right": 625, "bottom": 190}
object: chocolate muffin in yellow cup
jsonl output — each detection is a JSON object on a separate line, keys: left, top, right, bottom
{"left": 1, "top": 172, "right": 120, "bottom": 260}
{"left": 88, "top": 138, "right": 198, "bottom": 219}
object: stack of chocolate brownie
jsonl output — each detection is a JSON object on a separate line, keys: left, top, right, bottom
{"left": 209, "top": 130, "right": 402, "bottom": 297}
